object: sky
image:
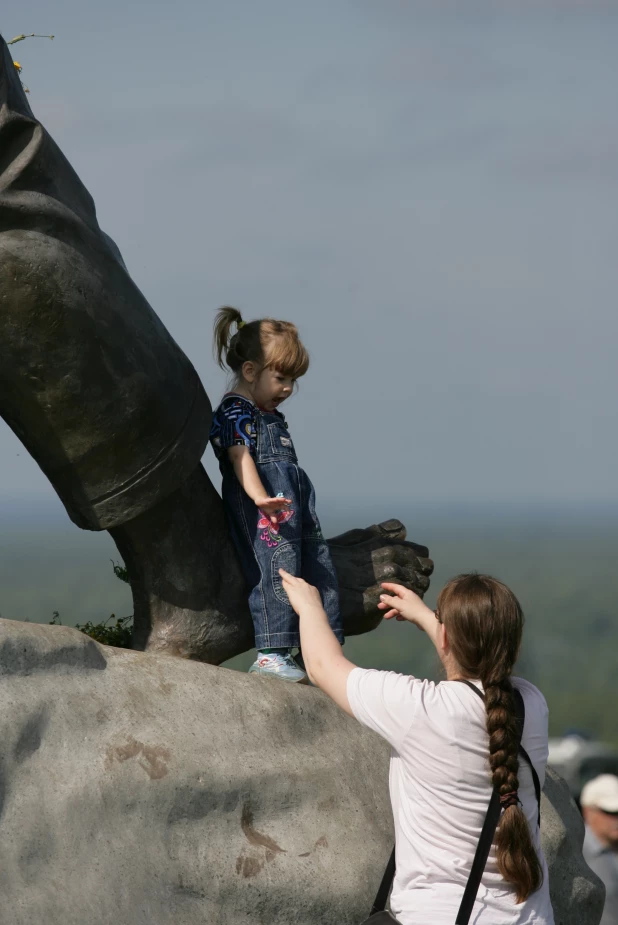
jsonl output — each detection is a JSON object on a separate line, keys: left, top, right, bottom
{"left": 2, "top": 0, "right": 618, "bottom": 529}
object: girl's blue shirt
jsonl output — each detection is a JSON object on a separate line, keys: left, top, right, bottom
{"left": 209, "top": 392, "right": 344, "bottom": 647}
{"left": 210, "top": 393, "right": 288, "bottom": 471}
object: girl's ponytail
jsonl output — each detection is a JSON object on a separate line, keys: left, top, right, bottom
{"left": 214, "top": 306, "right": 244, "bottom": 370}
{"left": 212, "top": 307, "right": 309, "bottom": 381}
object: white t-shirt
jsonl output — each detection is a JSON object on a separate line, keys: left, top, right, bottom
{"left": 347, "top": 669, "right": 555, "bottom": 925}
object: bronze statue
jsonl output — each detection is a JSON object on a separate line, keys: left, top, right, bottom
{"left": 0, "top": 36, "right": 432, "bottom": 662}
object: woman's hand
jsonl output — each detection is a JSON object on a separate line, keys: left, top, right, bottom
{"left": 279, "top": 569, "right": 355, "bottom": 715}
{"left": 378, "top": 582, "right": 436, "bottom": 631}
{"left": 278, "top": 569, "right": 324, "bottom": 616}
{"left": 256, "top": 496, "right": 292, "bottom": 524}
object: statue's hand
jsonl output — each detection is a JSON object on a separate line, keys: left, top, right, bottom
{"left": 327, "top": 519, "right": 433, "bottom": 637}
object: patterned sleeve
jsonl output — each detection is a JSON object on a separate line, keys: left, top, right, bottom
{"left": 210, "top": 397, "right": 257, "bottom": 458}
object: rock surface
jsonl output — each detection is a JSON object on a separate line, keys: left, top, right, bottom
{"left": 0, "top": 619, "right": 604, "bottom": 925}
{"left": 541, "top": 768, "right": 605, "bottom": 925}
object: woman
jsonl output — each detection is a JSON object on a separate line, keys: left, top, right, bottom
{"left": 279, "top": 568, "right": 555, "bottom": 925}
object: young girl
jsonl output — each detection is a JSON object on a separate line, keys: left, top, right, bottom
{"left": 210, "top": 306, "right": 344, "bottom": 682}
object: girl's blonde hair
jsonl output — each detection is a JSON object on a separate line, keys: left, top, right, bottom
{"left": 213, "top": 306, "right": 309, "bottom": 380}
{"left": 437, "top": 573, "right": 543, "bottom": 904}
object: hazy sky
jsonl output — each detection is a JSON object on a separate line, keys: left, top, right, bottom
{"left": 2, "top": 0, "right": 618, "bottom": 526}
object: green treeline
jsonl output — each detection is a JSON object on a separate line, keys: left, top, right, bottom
{"left": 2, "top": 511, "right": 617, "bottom": 746}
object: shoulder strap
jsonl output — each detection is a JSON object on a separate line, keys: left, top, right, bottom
{"left": 455, "top": 779, "right": 502, "bottom": 924}
{"left": 457, "top": 680, "right": 541, "bottom": 825}
{"left": 454, "top": 679, "right": 528, "bottom": 924}
{"left": 369, "top": 680, "right": 542, "bottom": 920}
{"left": 370, "top": 846, "right": 396, "bottom": 915}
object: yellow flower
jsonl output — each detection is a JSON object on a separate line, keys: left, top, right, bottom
{"left": 13, "top": 60, "right": 22, "bottom": 72}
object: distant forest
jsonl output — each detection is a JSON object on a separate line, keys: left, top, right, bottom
{"left": 2, "top": 507, "right": 617, "bottom": 746}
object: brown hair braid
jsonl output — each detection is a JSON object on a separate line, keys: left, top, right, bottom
{"left": 437, "top": 573, "right": 543, "bottom": 904}
{"left": 213, "top": 306, "right": 309, "bottom": 380}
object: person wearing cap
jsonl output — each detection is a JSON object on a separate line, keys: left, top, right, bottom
{"left": 581, "top": 774, "right": 618, "bottom": 925}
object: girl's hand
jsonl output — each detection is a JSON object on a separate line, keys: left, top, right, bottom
{"left": 378, "top": 582, "right": 435, "bottom": 631}
{"left": 279, "top": 569, "right": 324, "bottom": 616}
{"left": 256, "top": 496, "right": 292, "bottom": 524}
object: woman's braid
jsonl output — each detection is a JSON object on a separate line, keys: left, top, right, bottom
{"left": 439, "top": 573, "right": 543, "bottom": 903}
{"left": 485, "top": 679, "right": 521, "bottom": 798}
{"left": 483, "top": 674, "right": 543, "bottom": 902}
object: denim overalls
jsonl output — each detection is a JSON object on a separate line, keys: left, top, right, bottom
{"left": 221, "top": 405, "right": 344, "bottom": 651}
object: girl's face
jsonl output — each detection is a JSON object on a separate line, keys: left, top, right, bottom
{"left": 242, "top": 363, "right": 295, "bottom": 412}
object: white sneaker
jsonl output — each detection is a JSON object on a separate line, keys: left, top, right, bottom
{"left": 248, "top": 651, "right": 309, "bottom": 683}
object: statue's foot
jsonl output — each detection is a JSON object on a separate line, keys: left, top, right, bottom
{"left": 113, "top": 469, "right": 433, "bottom": 664}
{"left": 328, "top": 519, "right": 433, "bottom": 637}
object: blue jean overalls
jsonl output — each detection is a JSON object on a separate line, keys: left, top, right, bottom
{"left": 221, "top": 408, "right": 344, "bottom": 650}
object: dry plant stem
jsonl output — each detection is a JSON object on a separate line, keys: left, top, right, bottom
{"left": 7, "top": 34, "right": 54, "bottom": 45}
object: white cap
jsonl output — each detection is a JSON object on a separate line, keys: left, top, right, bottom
{"left": 580, "top": 774, "right": 618, "bottom": 812}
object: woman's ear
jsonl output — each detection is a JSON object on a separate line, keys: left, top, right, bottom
{"left": 242, "top": 360, "right": 256, "bottom": 383}
{"left": 439, "top": 622, "right": 449, "bottom": 655}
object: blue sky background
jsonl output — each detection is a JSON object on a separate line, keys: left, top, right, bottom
{"left": 2, "top": 0, "right": 618, "bottom": 528}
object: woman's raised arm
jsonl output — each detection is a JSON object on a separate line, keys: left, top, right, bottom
{"left": 279, "top": 569, "right": 356, "bottom": 714}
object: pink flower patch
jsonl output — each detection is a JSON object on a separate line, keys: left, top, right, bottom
{"left": 258, "top": 508, "right": 294, "bottom": 547}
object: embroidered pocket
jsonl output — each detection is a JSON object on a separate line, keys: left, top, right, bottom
{"left": 267, "top": 422, "right": 296, "bottom": 457}
{"left": 271, "top": 542, "right": 301, "bottom": 603}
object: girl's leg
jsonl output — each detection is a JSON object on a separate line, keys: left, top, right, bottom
{"left": 222, "top": 480, "right": 265, "bottom": 640}
{"left": 299, "top": 475, "right": 344, "bottom": 645}
{"left": 225, "top": 470, "right": 305, "bottom": 653}
{"left": 224, "top": 486, "right": 306, "bottom": 682}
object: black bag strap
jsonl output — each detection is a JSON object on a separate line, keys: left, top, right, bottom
{"left": 369, "top": 846, "right": 396, "bottom": 916}
{"left": 457, "top": 680, "right": 541, "bottom": 826}
{"left": 369, "top": 679, "right": 541, "bottom": 921}
{"left": 454, "top": 680, "right": 522, "bottom": 923}
{"left": 455, "top": 778, "right": 502, "bottom": 924}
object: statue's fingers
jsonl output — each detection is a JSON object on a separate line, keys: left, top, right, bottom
{"left": 378, "top": 558, "right": 433, "bottom": 584}
{"left": 370, "top": 547, "right": 434, "bottom": 581}
{"left": 326, "top": 519, "right": 406, "bottom": 549}
{"left": 335, "top": 543, "right": 416, "bottom": 575}
{"left": 326, "top": 527, "right": 372, "bottom": 547}
{"left": 364, "top": 564, "right": 414, "bottom": 600}
{"left": 412, "top": 572, "right": 431, "bottom": 594}
{"left": 342, "top": 560, "right": 415, "bottom": 591}
{"left": 376, "top": 562, "right": 431, "bottom": 596}
{"left": 400, "top": 539, "right": 430, "bottom": 559}
{"left": 371, "top": 561, "right": 415, "bottom": 583}
{"left": 357, "top": 533, "right": 429, "bottom": 560}
{"left": 373, "top": 519, "right": 406, "bottom": 541}
{"left": 363, "top": 584, "right": 386, "bottom": 608}
{"left": 416, "top": 556, "right": 434, "bottom": 576}
{"left": 370, "top": 545, "right": 424, "bottom": 568}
